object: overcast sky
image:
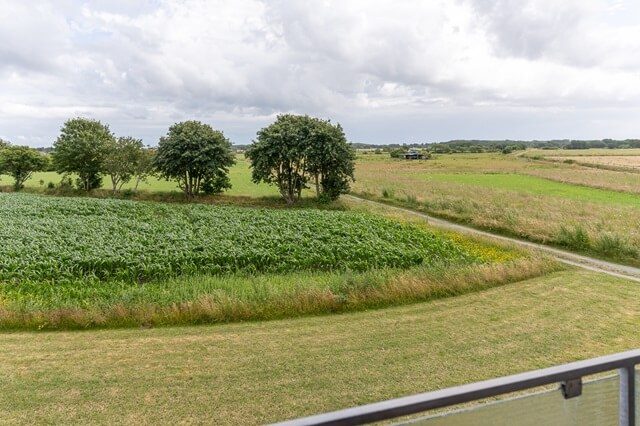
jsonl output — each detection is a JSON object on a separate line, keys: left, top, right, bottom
{"left": 1, "top": 0, "right": 640, "bottom": 147}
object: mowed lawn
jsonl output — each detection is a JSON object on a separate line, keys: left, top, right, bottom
{"left": 1, "top": 269, "right": 640, "bottom": 425}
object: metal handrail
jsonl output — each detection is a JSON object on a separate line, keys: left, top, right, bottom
{"left": 272, "top": 349, "right": 640, "bottom": 426}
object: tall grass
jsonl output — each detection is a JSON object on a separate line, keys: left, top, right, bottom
{"left": 352, "top": 155, "right": 640, "bottom": 265}
{"left": 0, "top": 257, "right": 560, "bottom": 330}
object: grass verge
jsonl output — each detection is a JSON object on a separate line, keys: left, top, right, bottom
{"left": 0, "top": 256, "right": 559, "bottom": 330}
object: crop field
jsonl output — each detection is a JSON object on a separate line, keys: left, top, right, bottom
{"left": 2, "top": 193, "right": 468, "bottom": 282}
{"left": 352, "top": 153, "right": 640, "bottom": 264}
{"left": 0, "top": 192, "right": 549, "bottom": 329}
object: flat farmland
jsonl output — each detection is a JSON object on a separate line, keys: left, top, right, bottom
{"left": 527, "top": 148, "right": 640, "bottom": 157}
{"left": 551, "top": 155, "right": 640, "bottom": 170}
{"left": 0, "top": 192, "right": 549, "bottom": 330}
{"left": 353, "top": 153, "right": 640, "bottom": 264}
{"left": 3, "top": 151, "right": 640, "bottom": 424}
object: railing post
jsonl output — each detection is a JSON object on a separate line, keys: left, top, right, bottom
{"left": 619, "top": 365, "right": 636, "bottom": 426}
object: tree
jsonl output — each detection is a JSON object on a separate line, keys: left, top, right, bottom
{"left": 103, "top": 136, "right": 144, "bottom": 194}
{"left": 246, "top": 115, "right": 311, "bottom": 204}
{"left": 0, "top": 146, "right": 49, "bottom": 190}
{"left": 131, "top": 148, "right": 156, "bottom": 193}
{"left": 0, "top": 138, "right": 9, "bottom": 149}
{"left": 153, "top": 121, "right": 235, "bottom": 198}
{"left": 52, "top": 118, "right": 114, "bottom": 191}
{"left": 246, "top": 114, "right": 355, "bottom": 204}
{"left": 305, "top": 121, "right": 356, "bottom": 201}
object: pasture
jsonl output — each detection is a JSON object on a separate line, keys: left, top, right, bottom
{"left": 352, "top": 152, "right": 640, "bottom": 264}
{"left": 0, "top": 156, "right": 280, "bottom": 198}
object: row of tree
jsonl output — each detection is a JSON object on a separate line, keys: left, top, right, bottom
{"left": 0, "top": 114, "right": 356, "bottom": 204}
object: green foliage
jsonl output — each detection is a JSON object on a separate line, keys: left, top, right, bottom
{"left": 52, "top": 117, "right": 114, "bottom": 191}
{"left": 0, "top": 146, "right": 49, "bottom": 190}
{"left": 246, "top": 115, "right": 311, "bottom": 204}
{"left": 103, "top": 136, "right": 144, "bottom": 194}
{"left": 557, "top": 225, "right": 591, "bottom": 250}
{"left": 0, "top": 193, "right": 475, "bottom": 286}
{"left": 153, "top": 121, "right": 235, "bottom": 197}
{"left": 305, "top": 120, "right": 356, "bottom": 201}
{"left": 594, "top": 233, "right": 639, "bottom": 259}
{"left": 131, "top": 148, "right": 156, "bottom": 193}
{"left": 246, "top": 114, "right": 356, "bottom": 204}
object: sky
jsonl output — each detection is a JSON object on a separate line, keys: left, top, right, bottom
{"left": 1, "top": 0, "right": 640, "bottom": 147}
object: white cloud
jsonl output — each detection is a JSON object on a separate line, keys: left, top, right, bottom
{"left": 0, "top": 0, "right": 639, "bottom": 146}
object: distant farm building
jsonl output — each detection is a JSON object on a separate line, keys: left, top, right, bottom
{"left": 401, "top": 150, "right": 425, "bottom": 159}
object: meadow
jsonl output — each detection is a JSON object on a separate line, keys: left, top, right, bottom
{"left": 353, "top": 152, "right": 640, "bottom": 265}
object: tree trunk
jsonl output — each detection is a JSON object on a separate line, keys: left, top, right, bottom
{"left": 111, "top": 175, "right": 118, "bottom": 194}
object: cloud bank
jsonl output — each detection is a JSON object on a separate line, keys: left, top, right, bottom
{"left": 1, "top": 0, "right": 639, "bottom": 146}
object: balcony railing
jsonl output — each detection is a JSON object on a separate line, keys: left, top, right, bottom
{"left": 271, "top": 349, "right": 640, "bottom": 426}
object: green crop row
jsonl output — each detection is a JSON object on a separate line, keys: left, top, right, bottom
{"left": 0, "top": 193, "right": 478, "bottom": 286}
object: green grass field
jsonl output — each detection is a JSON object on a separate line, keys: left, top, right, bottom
{"left": 421, "top": 173, "right": 640, "bottom": 206}
{"left": 0, "top": 157, "right": 280, "bottom": 197}
{"left": 2, "top": 268, "right": 639, "bottom": 424}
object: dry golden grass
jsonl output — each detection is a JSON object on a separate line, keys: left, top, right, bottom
{"left": 553, "top": 155, "right": 640, "bottom": 170}
{"left": 2, "top": 269, "right": 640, "bottom": 424}
{"left": 352, "top": 154, "right": 640, "bottom": 264}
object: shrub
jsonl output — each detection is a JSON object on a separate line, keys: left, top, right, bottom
{"left": 595, "top": 233, "right": 638, "bottom": 258}
{"left": 557, "top": 225, "right": 590, "bottom": 250}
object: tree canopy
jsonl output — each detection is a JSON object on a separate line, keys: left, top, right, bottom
{"left": 153, "top": 121, "right": 235, "bottom": 197}
{"left": 246, "top": 114, "right": 355, "bottom": 204}
{"left": 0, "top": 145, "right": 49, "bottom": 190}
{"left": 103, "top": 136, "right": 145, "bottom": 194}
{"left": 52, "top": 118, "right": 114, "bottom": 191}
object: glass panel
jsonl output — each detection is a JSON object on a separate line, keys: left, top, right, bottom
{"left": 402, "top": 375, "right": 619, "bottom": 426}
{"left": 635, "top": 368, "right": 640, "bottom": 425}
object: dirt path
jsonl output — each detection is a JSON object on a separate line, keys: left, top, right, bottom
{"left": 347, "top": 195, "right": 640, "bottom": 283}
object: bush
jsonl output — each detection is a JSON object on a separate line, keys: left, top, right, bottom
{"left": 595, "top": 233, "right": 638, "bottom": 258}
{"left": 557, "top": 225, "right": 590, "bottom": 250}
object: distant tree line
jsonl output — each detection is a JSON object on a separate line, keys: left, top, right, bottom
{"left": 0, "top": 115, "right": 356, "bottom": 204}
{"left": 354, "top": 139, "right": 640, "bottom": 155}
